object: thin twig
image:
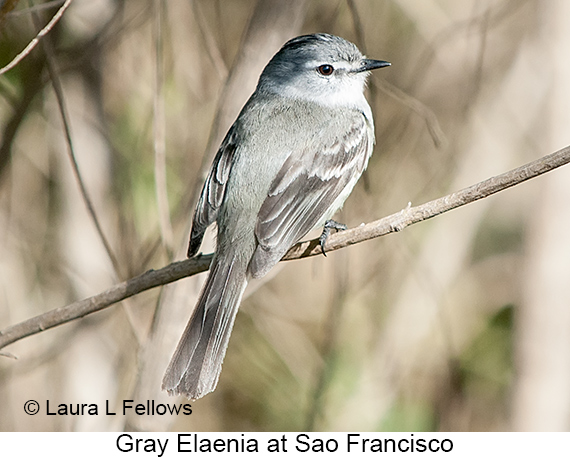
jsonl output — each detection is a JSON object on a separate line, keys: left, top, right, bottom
{"left": 0, "top": 145, "right": 569, "bottom": 351}
{"left": 344, "top": 0, "right": 447, "bottom": 149}
{"left": 373, "top": 78, "right": 447, "bottom": 149}
{"left": 0, "top": 0, "right": 73, "bottom": 76}
{"left": 37, "top": 12, "right": 121, "bottom": 273}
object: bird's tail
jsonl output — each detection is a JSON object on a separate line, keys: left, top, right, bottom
{"left": 162, "top": 253, "right": 248, "bottom": 399}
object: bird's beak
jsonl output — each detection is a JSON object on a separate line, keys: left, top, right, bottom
{"left": 357, "top": 59, "right": 391, "bottom": 72}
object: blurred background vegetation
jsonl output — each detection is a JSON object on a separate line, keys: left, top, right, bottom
{"left": 1, "top": 0, "right": 570, "bottom": 432}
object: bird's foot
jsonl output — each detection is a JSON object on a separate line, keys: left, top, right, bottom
{"left": 319, "top": 219, "right": 347, "bottom": 256}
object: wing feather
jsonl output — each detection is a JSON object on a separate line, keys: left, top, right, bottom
{"left": 249, "top": 114, "right": 372, "bottom": 277}
{"left": 188, "top": 130, "right": 238, "bottom": 257}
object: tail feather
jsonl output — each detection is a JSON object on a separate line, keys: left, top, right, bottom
{"left": 162, "top": 254, "right": 248, "bottom": 399}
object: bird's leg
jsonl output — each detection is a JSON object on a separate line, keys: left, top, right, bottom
{"left": 319, "top": 220, "right": 347, "bottom": 256}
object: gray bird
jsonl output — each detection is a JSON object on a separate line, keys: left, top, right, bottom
{"left": 162, "top": 33, "right": 390, "bottom": 399}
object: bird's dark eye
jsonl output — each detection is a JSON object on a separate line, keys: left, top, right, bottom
{"left": 317, "top": 64, "right": 334, "bottom": 76}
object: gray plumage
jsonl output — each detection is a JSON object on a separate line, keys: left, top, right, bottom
{"left": 162, "top": 33, "right": 389, "bottom": 399}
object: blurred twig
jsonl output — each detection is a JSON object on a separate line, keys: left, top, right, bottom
{"left": 346, "top": 0, "right": 366, "bottom": 53}
{"left": 345, "top": 0, "right": 446, "bottom": 149}
{"left": 153, "top": 0, "right": 174, "bottom": 257}
{"left": 0, "top": 56, "right": 45, "bottom": 179}
{"left": 4, "top": 0, "right": 65, "bottom": 18}
{"left": 191, "top": 0, "right": 228, "bottom": 80}
{"left": 0, "top": 0, "right": 73, "bottom": 75}
{"left": 305, "top": 256, "right": 349, "bottom": 431}
{"left": 0, "top": 145, "right": 569, "bottom": 352}
{"left": 199, "top": 0, "right": 308, "bottom": 174}
{"left": 373, "top": 78, "right": 447, "bottom": 149}
{"left": 36, "top": 10, "right": 121, "bottom": 274}
{"left": 0, "top": 0, "right": 19, "bottom": 23}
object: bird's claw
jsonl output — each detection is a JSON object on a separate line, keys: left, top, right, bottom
{"left": 319, "top": 219, "right": 347, "bottom": 256}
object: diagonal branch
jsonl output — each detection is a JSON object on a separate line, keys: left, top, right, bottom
{"left": 284, "top": 145, "right": 570, "bottom": 259}
{"left": 0, "top": 144, "right": 569, "bottom": 353}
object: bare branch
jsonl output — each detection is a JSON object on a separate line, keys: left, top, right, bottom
{"left": 0, "top": 0, "right": 73, "bottom": 76}
{"left": 0, "top": 144, "right": 569, "bottom": 352}
{"left": 0, "top": 255, "right": 213, "bottom": 351}
{"left": 284, "top": 145, "right": 570, "bottom": 259}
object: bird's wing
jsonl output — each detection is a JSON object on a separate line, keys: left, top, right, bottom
{"left": 188, "top": 129, "right": 238, "bottom": 257}
{"left": 250, "top": 113, "right": 372, "bottom": 278}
